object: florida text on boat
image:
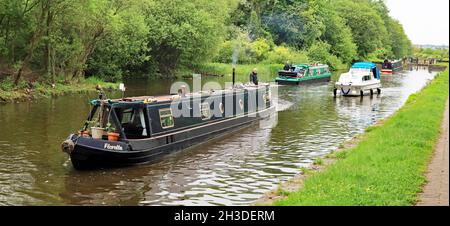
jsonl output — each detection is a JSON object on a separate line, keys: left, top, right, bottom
{"left": 334, "top": 62, "right": 381, "bottom": 97}
{"left": 275, "top": 64, "right": 332, "bottom": 85}
{"left": 61, "top": 84, "right": 275, "bottom": 169}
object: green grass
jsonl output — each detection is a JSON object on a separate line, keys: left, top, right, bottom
{"left": 0, "top": 76, "right": 118, "bottom": 102}
{"left": 313, "top": 158, "right": 324, "bottom": 166}
{"left": 189, "top": 63, "right": 283, "bottom": 82}
{"left": 275, "top": 65, "right": 449, "bottom": 206}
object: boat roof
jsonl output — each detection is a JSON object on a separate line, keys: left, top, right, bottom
{"left": 347, "top": 70, "right": 372, "bottom": 76}
{"left": 293, "top": 63, "right": 328, "bottom": 68}
{"left": 113, "top": 95, "right": 172, "bottom": 103}
{"left": 352, "top": 62, "right": 377, "bottom": 69}
{"left": 90, "top": 84, "right": 268, "bottom": 106}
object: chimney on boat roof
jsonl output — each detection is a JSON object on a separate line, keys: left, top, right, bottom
{"left": 232, "top": 66, "right": 236, "bottom": 87}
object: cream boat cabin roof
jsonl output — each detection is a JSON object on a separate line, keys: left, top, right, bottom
{"left": 336, "top": 62, "right": 380, "bottom": 86}
{"left": 334, "top": 62, "right": 381, "bottom": 97}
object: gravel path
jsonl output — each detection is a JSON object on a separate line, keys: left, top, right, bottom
{"left": 417, "top": 99, "right": 449, "bottom": 206}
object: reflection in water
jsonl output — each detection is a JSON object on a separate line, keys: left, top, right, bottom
{"left": 0, "top": 68, "right": 438, "bottom": 205}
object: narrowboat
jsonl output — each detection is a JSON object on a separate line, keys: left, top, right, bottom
{"left": 61, "top": 84, "right": 275, "bottom": 169}
{"left": 275, "top": 64, "right": 331, "bottom": 85}
{"left": 380, "top": 59, "right": 403, "bottom": 74}
{"left": 333, "top": 62, "right": 381, "bottom": 97}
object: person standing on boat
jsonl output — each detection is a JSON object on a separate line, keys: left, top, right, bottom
{"left": 249, "top": 68, "right": 259, "bottom": 85}
{"left": 284, "top": 61, "right": 291, "bottom": 71}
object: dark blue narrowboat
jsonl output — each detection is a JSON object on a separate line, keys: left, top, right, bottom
{"left": 380, "top": 59, "right": 403, "bottom": 74}
{"left": 61, "top": 84, "right": 275, "bottom": 169}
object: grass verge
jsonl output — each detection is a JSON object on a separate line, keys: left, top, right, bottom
{"left": 275, "top": 65, "right": 449, "bottom": 206}
{"left": 178, "top": 63, "right": 283, "bottom": 82}
{"left": 0, "top": 76, "right": 118, "bottom": 103}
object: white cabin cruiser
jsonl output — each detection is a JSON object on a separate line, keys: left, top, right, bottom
{"left": 334, "top": 62, "right": 381, "bottom": 97}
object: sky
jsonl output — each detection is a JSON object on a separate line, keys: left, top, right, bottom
{"left": 385, "top": 0, "right": 449, "bottom": 46}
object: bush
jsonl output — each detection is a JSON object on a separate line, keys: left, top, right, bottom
{"left": 265, "top": 46, "right": 309, "bottom": 64}
{"left": 213, "top": 36, "right": 255, "bottom": 64}
{"left": 308, "top": 41, "right": 344, "bottom": 70}
{"left": 214, "top": 35, "right": 276, "bottom": 65}
{"left": 214, "top": 40, "right": 234, "bottom": 64}
{"left": 0, "top": 76, "right": 15, "bottom": 91}
{"left": 366, "top": 48, "right": 392, "bottom": 62}
{"left": 250, "top": 38, "right": 272, "bottom": 62}
{"left": 0, "top": 76, "right": 27, "bottom": 91}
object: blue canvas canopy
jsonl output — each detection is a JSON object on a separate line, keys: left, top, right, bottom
{"left": 351, "top": 62, "right": 380, "bottom": 79}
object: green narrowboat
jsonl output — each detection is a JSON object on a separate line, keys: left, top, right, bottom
{"left": 275, "top": 64, "right": 332, "bottom": 85}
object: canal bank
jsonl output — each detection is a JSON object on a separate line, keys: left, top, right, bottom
{"left": 257, "top": 65, "right": 449, "bottom": 206}
{"left": 0, "top": 77, "right": 118, "bottom": 103}
{"left": 0, "top": 63, "right": 335, "bottom": 104}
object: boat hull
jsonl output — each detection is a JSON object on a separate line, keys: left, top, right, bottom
{"left": 68, "top": 106, "right": 276, "bottom": 169}
{"left": 335, "top": 83, "right": 381, "bottom": 97}
{"left": 275, "top": 75, "right": 331, "bottom": 85}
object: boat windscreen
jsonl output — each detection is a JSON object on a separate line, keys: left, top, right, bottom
{"left": 350, "top": 68, "right": 371, "bottom": 74}
{"left": 83, "top": 104, "right": 110, "bottom": 130}
{"left": 113, "top": 107, "right": 150, "bottom": 139}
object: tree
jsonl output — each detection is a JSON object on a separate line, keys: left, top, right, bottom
{"left": 388, "top": 18, "right": 412, "bottom": 59}
{"left": 1, "top": 0, "right": 413, "bottom": 85}
{"left": 86, "top": 0, "right": 149, "bottom": 81}
{"left": 311, "top": 0, "right": 357, "bottom": 63}
{"left": 143, "top": 0, "right": 234, "bottom": 75}
{"left": 13, "top": 0, "right": 47, "bottom": 85}
{"left": 307, "top": 41, "right": 343, "bottom": 70}
{"left": 335, "top": 0, "right": 390, "bottom": 58}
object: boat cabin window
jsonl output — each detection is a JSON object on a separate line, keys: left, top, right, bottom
{"left": 114, "top": 107, "right": 150, "bottom": 139}
{"left": 84, "top": 104, "right": 110, "bottom": 131}
{"left": 362, "top": 75, "right": 371, "bottom": 81}
{"left": 294, "top": 68, "right": 306, "bottom": 76}
{"left": 159, "top": 108, "right": 175, "bottom": 129}
{"left": 121, "top": 108, "right": 133, "bottom": 124}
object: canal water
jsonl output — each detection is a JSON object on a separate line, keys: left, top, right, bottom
{"left": 0, "top": 67, "right": 438, "bottom": 205}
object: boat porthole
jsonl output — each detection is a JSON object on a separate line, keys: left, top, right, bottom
{"left": 219, "top": 102, "right": 224, "bottom": 114}
{"left": 239, "top": 99, "right": 244, "bottom": 110}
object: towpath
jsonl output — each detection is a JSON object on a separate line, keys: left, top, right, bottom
{"left": 417, "top": 99, "right": 449, "bottom": 206}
